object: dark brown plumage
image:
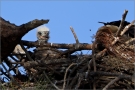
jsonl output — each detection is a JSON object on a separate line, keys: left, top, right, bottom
{"left": 98, "top": 20, "right": 135, "bottom": 38}
{"left": 0, "top": 17, "right": 49, "bottom": 61}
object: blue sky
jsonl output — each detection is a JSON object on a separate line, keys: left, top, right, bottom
{"left": 1, "top": 1, "right": 134, "bottom": 44}
{"left": 0, "top": 0, "right": 134, "bottom": 81}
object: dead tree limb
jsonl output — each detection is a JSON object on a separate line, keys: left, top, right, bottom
{"left": 21, "top": 40, "right": 92, "bottom": 50}
{"left": 55, "top": 26, "right": 82, "bottom": 58}
{"left": 1, "top": 17, "right": 49, "bottom": 62}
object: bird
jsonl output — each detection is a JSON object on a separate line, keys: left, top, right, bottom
{"left": 98, "top": 25, "right": 132, "bottom": 39}
{"left": 98, "top": 20, "right": 130, "bottom": 27}
{"left": 37, "top": 26, "right": 50, "bottom": 45}
{"left": 98, "top": 20, "right": 135, "bottom": 38}
{"left": 105, "top": 25, "right": 119, "bottom": 34}
{"left": 35, "top": 26, "right": 62, "bottom": 60}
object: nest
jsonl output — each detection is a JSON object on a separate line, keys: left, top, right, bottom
{"left": 1, "top": 10, "right": 135, "bottom": 90}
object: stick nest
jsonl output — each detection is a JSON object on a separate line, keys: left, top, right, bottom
{"left": 1, "top": 10, "right": 135, "bottom": 90}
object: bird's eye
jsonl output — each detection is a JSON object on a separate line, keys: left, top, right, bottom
{"left": 44, "top": 31, "right": 49, "bottom": 35}
{"left": 38, "top": 32, "right": 42, "bottom": 35}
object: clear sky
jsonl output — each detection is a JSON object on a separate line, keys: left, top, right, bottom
{"left": 1, "top": 1, "right": 134, "bottom": 44}
{"left": 0, "top": 0, "right": 134, "bottom": 81}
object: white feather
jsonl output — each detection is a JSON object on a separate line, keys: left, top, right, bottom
{"left": 37, "top": 26, "right": 49, "bottom": 32}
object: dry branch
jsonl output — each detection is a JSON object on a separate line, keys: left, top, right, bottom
{"left": 20, "top": 41, "right": 34, "bottom": 61}
{"left": 21, "top": 40, "right": 93, "bottom": 50}
{"left": 116, "top": 10, "right": 128, "bottom": 36}
{"left": 63, "top": 63, "right": 76, "bottom": 90}
{"left": 125, "top": 38, "right": 135, "bottom": 44}
{"left": 112, "top": 20, "right": 135, "bottom": 45}
{"left": 103, "top": 77, "right": 120, "bottom": 90}
{"left": 43, "top": 71, "right": 60, "bottom": 90}
{"left": 120, "top": 20, "right": 135, "bottom": 36}
{"left": 70, "top": 26, "right": 79, "bottom": 44}
{"left": 1, "top": 17, "right": 49, "bottom": 61}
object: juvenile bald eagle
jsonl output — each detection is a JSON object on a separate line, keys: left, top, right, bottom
{"left": 37, "top": 26, "right": 50, "bottom": 45}
{"left": 35, "top": 26, "right": 62, "bottom": 60}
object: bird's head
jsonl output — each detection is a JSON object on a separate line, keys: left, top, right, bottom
{"left": 37, "top": 26, "right": 50, "bottom": 42}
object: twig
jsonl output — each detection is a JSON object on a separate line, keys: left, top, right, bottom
{"left": 9, "top": 55, "right": 18, "bottom": 62}
{"left": 1, "top": 62, "right": 14, "bottom": 81}
{"left": 112, "top": 10, "right": 128, "bottom": 45}
{"left": 95, "top": 49, "right": 107, "bottom": 59}
{"left": 116, "top": 10, "right": 128, "bottom": 37}
{"left": 5, "top": 58, "right": 21, "bottom": 75}
{"left": 89, "top": 71, "right": 132, "bottom": 80}
{"left": 112, "top": 20, "right": 135, "bottom": 45}
{"left": 69, "top": 74, "right": 79, "bottom": 89}
{"left": 103, "top": 76, "right": 120, "bottom": 90}
{"left": 93, "top": 81, "right": 96, "bottom": 90}
{"left": 111, "top": 37, "right": 120, "bottom": 45}
{"left": 70, "top": 26, "right": 80, "bottom": 44}
{"left": 43, "top": 71, "right": 60, "bottom": 90}
{"left": 125, "top": 38, "right": 135, "bottom": 44}
{"left": 92, "top": 43, "right": 97, "bottom": 90}
{"left": 1, "top": 63, "right": 21, "bottom": 88}
{"left": 20, "top": 41, "right": 34, "bottom": 61}
{"left": 75, "top": 73, "right": 83, "bottom": 89}
{"left": 70, "top": 26, "right": 79, "bottom": 55}
{"left": 0, "top": 67, "right": 10, "bottom": 79}
{"left": 66, "top": 58, "right": 88, "bottom": 87}
{"left": 120, "top": 20, "right": 135, "bottom": 36}
{"left": 92, "top": 43, "right": 97, "bottom": 72}
{"left": 62, "top": 63, "right": 76, "bottom": 90}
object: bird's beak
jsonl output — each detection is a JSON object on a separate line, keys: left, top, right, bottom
{"left": 40, "top": 36, "right": 49, "bottom": 40}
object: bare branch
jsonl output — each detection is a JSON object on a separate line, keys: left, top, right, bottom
{"left": 116, "top": 10, "right": 128, "bottom": 36}
{"left": 43, "top": 71, "right": 60, "bottom": 90}
{"left": 120, "top": 20, "right": 135, "bottom": 36}
{"left": 103, "top": 77, "right": 120, "bottom": 90}
{"left": 63, "top": 63, "right": 76, "bottom": 90}
{"left": 1, "top": 17, "right": 49, "bottom": 61}
{"left": 20, "top": 41, "right": 34, "bottom": 61}
{"left": 112, "top": 20, "right": 135, "bottom": 45}
{"left": 70, "top": 26, "right": 80, "bottom": 44}
{"left": 125, "top": 38, "right": 135, "bottom": 44}
{"left": 21, "top": 40, "right": 93, "bottom": 50}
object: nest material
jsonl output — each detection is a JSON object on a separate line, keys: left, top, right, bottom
{"left": 1, "top": 25, "right": 135, "bottom": 90}
{"left": 6, "top": 25, "right": 133, "bottom": 89}
{"left": 95, "top": 26, "right": 134, "bottom": 61}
